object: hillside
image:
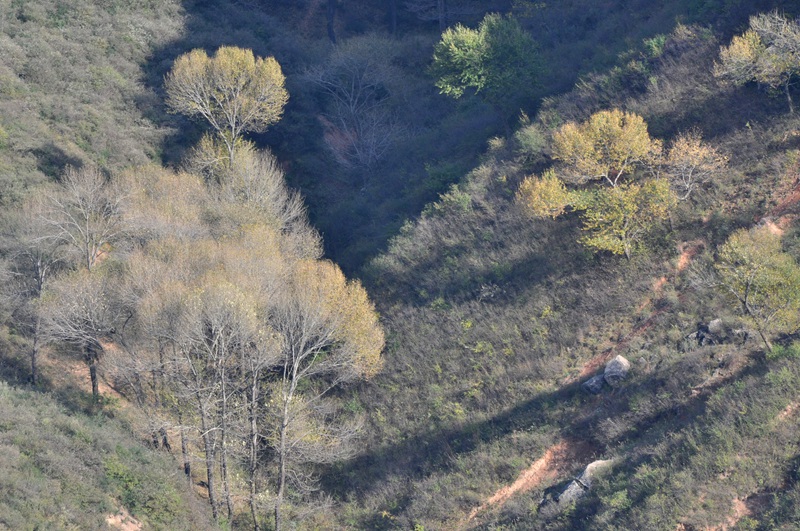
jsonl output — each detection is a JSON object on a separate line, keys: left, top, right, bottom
{"left": 3, "top": 1, "right": 800, "bottom": 530}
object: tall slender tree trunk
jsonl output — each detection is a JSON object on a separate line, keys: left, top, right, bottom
{"left": 179, "top": 409, "right": 191, "bottom": 480}
{"left": 785, "top": 79, "right": 794, "bottom": 114}
{"left": 248, "top": 373, "right": 261, "bottom": 531}
{"left": 87, "top": 345, "right": 99, "bottom": 402}
{"left": 200, "top": 406, "right": 219, "bottom": 520}
{"left": 31, "top": 314, "right": 41, "bottom": 386}
{"left": 327, "top": 0, "right": 337, "bottom": 43}
{"left": 756, "top": 325, "right": 773, "bottom": 352}
{"left": 274, "top": 409, "right": 289, "bottom": 531}
{"left": 220, "top": 369, "right": 234, "bottom": 521}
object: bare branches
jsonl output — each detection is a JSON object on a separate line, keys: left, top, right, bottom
{"left": 307, "top": 35, "right": 406, "bottom": 174}
{"left": 42, "top": 165, "right": 124, "bottom": 271}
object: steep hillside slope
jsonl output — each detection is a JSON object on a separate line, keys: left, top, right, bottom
{"left": 3, "top": 1, "right": 800, "bottom": 529}
{"left": 0, "top": 380, "right": 215, "bottom": 529}
{"left": 324, "top": 22, "right": 800, "bottom": 529}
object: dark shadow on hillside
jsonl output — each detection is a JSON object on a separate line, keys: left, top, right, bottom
{"left": 322, "top": 347, "right": 764, "bottom": 521}
{"left": 321, "top": 380, "right": 588, "bottom": 502}
{"left": 0, "top": 349, "right": 45, "bottom": 387}
{"left": 32, "top": 142, "right": 84, "bottom": 179}
{"left": 139, "top": 1, "right": 496, "bottom": 274}
{"left": 649, "top": 82, "right": 793, "bottom": 142}
{"left": 0, "top": 346, "right": 106, "bottom": 415}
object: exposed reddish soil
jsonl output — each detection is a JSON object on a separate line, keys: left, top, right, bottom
{"left": 469, "top": 239, "right": 710, "bottom": 528}
{"left": 776, "top": 401, "right": 799, "bottom": 421}
{"left": 568, "top": 240, "right": 704, "bottom": 386}
{"left": 105, "top": 506, "right": 142, "bottom": 531}
{"left": 37, "top": 341, "right": 128, "bottom": 408}
{"left": 463, "top": 439, "right": 597, "bottom": 527}
{"left": 677, "top": 240, "right": 705, "bottom": 273}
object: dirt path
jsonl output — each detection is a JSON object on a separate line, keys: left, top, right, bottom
{"left": 565, "top": 240, "right": 704, "bottom": 386}
{"left": 463, "top": 439, "right": 596, "bottom": 527}
{"left": 106, "top": 506, "right": 143, "bottom": 531}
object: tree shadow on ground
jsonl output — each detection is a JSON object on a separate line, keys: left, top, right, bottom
{"left": 323, "top": 346, "right": 766, "bottom": 525}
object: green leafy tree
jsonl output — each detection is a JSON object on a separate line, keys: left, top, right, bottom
{"left": 431, "top": 13, "right": 543, "bottom": 116}
{"left": 575, "top": 179, "right": 676, "bottom": 259}
{"left": 715, "top": 227, "right": 800, "bottom": 351}
{"left": 552, "top": 109, "right": 662, "bottom": 188}
{"left": 165, "top": 46, "right": 289, "bottom": 164}
{"left": 714, "top": 11, "right": 800, "bottom": 113}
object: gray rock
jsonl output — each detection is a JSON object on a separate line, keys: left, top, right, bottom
{"left": 577, "top": 458, "right": 614, "bottom": 488}
{"left": 582, "top": 374, "right": 606, "bottom": 394}
{"left": 603, "top": 355, "right": 630, "bottom": 388}
{"left": 555, "top": 459, "right": 614, "bottom": 507}
{"left": 707, "top": 318, "right": 725, "bottom": 336}
{"left": 556, "top": 479, "right": 586, "bottom": 505}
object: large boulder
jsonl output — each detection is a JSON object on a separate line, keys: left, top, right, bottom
{"left": 554, "top": 459, "right": 615, "bottom": 507}
{"left": 603, "top": 355, "right": 630, "bottom": 388}
{"left": 582, "top": 374, "right": 606, "bottom": 395}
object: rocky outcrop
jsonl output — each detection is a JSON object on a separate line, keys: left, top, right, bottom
{"left": 556, "top": 459, "right": 614, "bottom": 505}
{"left": 582, "top": 355, "right": 630, "bottom": 394}
{"left": 603, "top": 355, "right": 630, "bottom": 388}
{"left": 582, "top": 374, "right": 606, "bottom": 394}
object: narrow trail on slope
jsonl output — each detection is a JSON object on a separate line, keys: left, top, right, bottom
{"left": 464, "top": 439, "right": 597, "bottom": 526}
{"left": 565, "top": 240, "right": 705, "bottom": 386}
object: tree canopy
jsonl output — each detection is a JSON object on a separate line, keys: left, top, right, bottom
{"left": 714, "top": 226, "right": 800, "bottom": 351}
{"left": 165, "top": 46, "right": 289, "bottom": 163}
{"left": 430, "top": 13, "right": 542, "bottom": 114}
{"left": 516, "top": 169, "right": 572, "bottom": 220}
{"left": 552, "top": 109, "right": 662, "bottom": 187}
{"left": 575, "top": 179, "right": 675, "bottom": 260}
{"left": 663, "top": 129, "right": 727, "bottom": 201}
{"left": 714, "top": 11, "right": 800, "bottom": 113}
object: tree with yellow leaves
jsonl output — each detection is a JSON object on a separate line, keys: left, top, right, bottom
{"left": 268, "top": 259, "right": 384, "bottom": 531}
{"left": 552, "top": 109, "right": 662, "bottom": 187}
{"left": 516, "top": 169, "right": 573, "bottom": 219}
{"left": 714, "top": 11, "right": 800, "bottom": 114}
{"left": 165, "top": 46, "right": 289, "bottom": 164}
{"left": 576, "top": 179, "right": 676, "bottom": 260}
{"left": 715, "top": 226, "right": 800, "bottom": 351}
{"left": 664, "top": 130, "right": 728, "bottom": 201}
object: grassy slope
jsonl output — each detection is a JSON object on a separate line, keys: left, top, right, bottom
{"left": 0, "top": 378, "right": 215, "bottom": 530}
{"left": 0, "top": 0, "right": 185, "bottom": 203}
{"left": 325, "top": 23, "right": 800, "bottom": 530}
{"left": 2, "top": 0, "right": 800, "bottom": 529}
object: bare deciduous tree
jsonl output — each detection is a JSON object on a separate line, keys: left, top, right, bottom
{"left": 39, "top": 268, "right": 121, "bottom": 401}
{"left": 3, "top": 193, "right": 68, "bottom": 384}
{"left": 308, "top": 36, "right": 406, "bottom": 176}
{"left": 43, "top": 165, "right": 124, "bottom": 272}
{"left": 663, "top": 130, "right": 727, "bottom": 201}
{"left": 268, "top": 259, "right": 384, "bottom": 531}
